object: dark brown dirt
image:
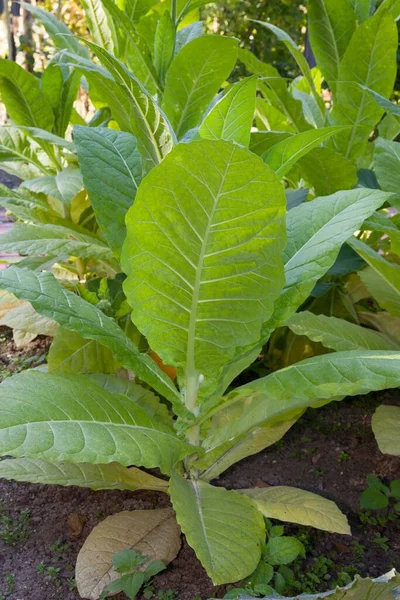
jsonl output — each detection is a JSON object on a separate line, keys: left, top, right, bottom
{"left": 0, "top": 327, "right": 50, "bottom": 380}
{"left": 0, "top": 377, "right": 399, "bottom": 600}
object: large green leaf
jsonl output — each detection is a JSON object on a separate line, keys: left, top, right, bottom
{"left": 241, "top": 486, "right": 350, "bottom": 534}
{"left": 286, "top": 311, "right": 399, "bottom": 351}
{"left": 0, "top": 458, "right": 168, "bottom": 491}
{"left": 22, "top": 167, "right": 83, "bottom": 204}
{"left": 199, "top": 77, "right": 257, "bottom": 147}
{"left": 308, "top": 0, "right": 356, "bottom": 90}
{"left": 48, "top": 328, "right": 120, "bottom": 374}
{"left": 21, "top": 2, "right": 89, "bottom": 58}
{"left": 74, "top": 126, "right": 142, "bottom": 257}
{"left": 0, "top": 372, "right": 190, "bottom": 474}
{"left": 372, "top": 405, "right": 400, "bottom": 456}
{"left": 169, "top": 470, "right": 265, "bottom": 585}
{"left": 271, "top": 189, "right": 392, "bottom": 326}
{"left": 0, "top": 268, "right": 181, "bottom": 406}
{"left": 0, "top": 222, "right": 115, "bottom": 263}
{"left": 330, "top": 11, "right": 397, "bottom": 160}
{"left": 262, "top": 127, "right": 345, "bottom": 178}
{"left": 203, "top": 350, "right": 400, "bottom": 451}
{"left": 121, "top": 140, "right": 286, "bottom": 405}
{"left": 162, "top": 36, "right": 238, "bottom": 138}
{"left": 348, "top": 237, "right": 400, "bottom": 316}
{"left": 0, "top": 59, "right": 54, "bottom": 132}
{"left": 374, "top": 137, "right": 400, "bottom": 193}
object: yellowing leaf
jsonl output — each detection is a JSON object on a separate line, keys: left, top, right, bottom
{"left": 76, "top": 508, "right": 181, "bottom": 599}
{"left": 372, "top": 405, "right": 400, "bottom": 456}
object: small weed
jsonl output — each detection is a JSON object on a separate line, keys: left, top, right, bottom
{"left": 313, "top": 469, "right": 325, "bottom": 478}
{"left": 50, "top": 538, "right": 71, "bottom": 559}
{"left": 68, "top": 577, "right": 77, "bottom": 591}
{"left": 0, "top": 502, "right": 31, "bottom": 545}
{"left": 5, "top": 573, "right": 16, "bottom": 592}
{"left": 143, "top": 589, "right": 177, "bottom": 600}
{"left": 100, "top": 549, "right": 166, "bottom": 599}
{"left": 37, "top": 562, "right": 46, "bottom": 574}
{"left": 351, "top": 541, "right": 365, "bottom": 561}
{"left": 373, "top": 534, "right": 390, "bottom": 551}
{"left": 337, "top": 451, "right": 351, "bottom": 463}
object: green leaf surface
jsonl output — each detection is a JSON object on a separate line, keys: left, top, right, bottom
{"left": 199, "top": 77, "right": 257, "bottom": 147}
{"left": 21, "top": 167, "right": 83, "bottom": 204}
{"left": 122, "top": 139, "right": 286, "bottom": 401}
{"left": 74, "top": 126, "right": 142, "bottom": 256}
{"left": 286, "top": 312, "right": 399, "bottom": 351}
{"left": 330, "top": 11, "right": 397, "bottom": 160}
{"left": 0, "top": 268, "right": 181, "bottom": 406}
{"left": 19, "top": 127, "right": 75, "bottom": 151}
{"left": 308, "top": 0, "right": 356, "bottom": 90}
{"left": 0, "top": 59, "right": 54, "bottom": 132}
{"left": 0, "top": 372, "right": 190, "bottom": 474}
{"left": 296, "top": 146, "right": 357, "bottom": 196}
{"left": 262, "top": 127, "right": 345, "bottom": 178}
{"left": 169, "top": 470, "right": 265, "bottom": 585}
{"left": 0, "top": 458, "right": 168, "bottom": 491}
{"left": 265, "top": 536, "right": 305, "bottom": 565}
{"left": 0, "top": 127, "right": 45, "bottom": 174}
{"left": 42, "top": 65, "right": 81, "bottom": 139}
{"left": 241, "top": 486, "right": 350, "bottom": 534}
{"left": 377, "top": 0, "right": 400, "bottom": 20}
{"left": 350, "top": 0, "right": 372, "bottom": 22}
{"left": 81, "top": 0, "right": 115, "bottom": 51}
{"left": 348, "top": 237, "right": 400, "bottom": 316}
{"left": 360, "top": 488, "right": 389, "bottom": 509}
{"left": 374, "top": 137, "right": 400, "bottom": 193}
{"left": 117, "top": 0, "right": 158, "bottom": 22}
{"left": 175, "top": 21, "right": 203, "bottom": 54}
{"left": 48, "top": 328, "right": 120, "bottom": 374}
{"left": 154, "top": 10, "right": 175, "bottom": 85}
{"left": 360, "top": 85, "right": 400, "bottom": 118}
{"left": 204, "top": 350, "right": 400, "bottom": 451}
{"left": 21, "top": 2, "right": 89, "bottom": 58}
{"left": 162, "top": 36, "right": 238, "bottom": 138}
{"left": 372, "top": 405, "right": 400, "bottom": 456}
{"left": 271, "top": 189, "right": 391, "bottom": 326}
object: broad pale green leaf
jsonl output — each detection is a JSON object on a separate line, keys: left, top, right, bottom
{"left": 74, "top": 126, "right": 142, "bottom": 256}
{"left": 0, "top": 126, "right": 46, "bottom": 175}
{"left": 286, "top": 312, "right": 399, "bottom": 351}
{"left": 308, "top": 0, "right": 356, "bottom": 89}
{"left": 330, "top": 11, "right": 397, "bottom": 160}
{"left": 22, "top": 167, "right": 83, "bottom": 204}
{"left": 262, "top": 127, "right": 345, "bottom": 178}
{"left": 348, "top": 237, "right": 400, "bottom": 316}
{"left": 232, "top": 571, "right": 400, "bottom": 600}
{"left": 199, "top": 77, "right": 257, "bottom": 147}
{"left": 0, "top": 372, "right": 190, "bottom": 473}
{"left": 21, "top": 2, "right": 89, "bottom": 58}
{"left": 154, "top": 10, "right": 175, "bottom": 85}
{"left": 297, "top": 147, "right": 357, "bottom": 196}
{"left": 271, "top": 189, "right": 392, "bottom": 326}
{"left": 241, "top": 486, "right": 350, "bottom": 534}
{"left": 372, "top": 405, "right": 400, "bottom": 456}
{"left": 0, "top": 222, "right": 115, "bottom": 263}
{"left": 0, "top": 458, "right": 169, "bottom": 491}
{"left": 48, "top": 328, "right": 120, "bottom": 374}
{"left": 121, "top": 140, "right": 286, "bottom": 403}
{"left": 175, "top": 21, "right": 203, "bottom": 54}
{"left": 162, "top": 36, "right": 238, "bottom": 138}
{"left": 0, "top": 268, "right": 182, "bottom": 406}
{"left": 374, "top": 137, "right": 400, "bottom": 193}
{"left": 83, "top": 43, "right": 175, "bottom": 170}
{"left": 169, "top": 470, "right": 265, "bottom": 585}
{"left": 81, "top": 0, "right": 115, "bottom": 51}
{"left": 254, "top": 21, "right": 325, "bottom": 118}
{"left": 0, "top": 59, "right": 54, "bottom": 132}
{"left": 204, "top": 350, "right": 400, "bottom": 451}
{"left": 0, "top": 302, "right": 58, "bottom": 337}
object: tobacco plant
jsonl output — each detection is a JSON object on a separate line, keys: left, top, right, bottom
{"left": 0, "top": 1, "right": 400, "bottom": 598}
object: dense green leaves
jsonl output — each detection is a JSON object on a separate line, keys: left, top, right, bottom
{"left": 74, "top": 126, "right": 142, "bottom": 256}
{"left": 0, "top": 372, "right": 191, "bottom": 473}
{"left": 170, "top": 470, "right": 265, "bottom": 585}
{"left": 0, "top": 268, "right": 181, "bottom": 405}
{"left": 162, "top": 36, "right": 238, "bottom": 138}
{"left": 122, "top": 140, "right": 286, "bottom": 402}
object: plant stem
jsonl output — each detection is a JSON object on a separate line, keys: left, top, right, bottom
{"left": 171, "top": 0, "right": 177, "bottom": 25}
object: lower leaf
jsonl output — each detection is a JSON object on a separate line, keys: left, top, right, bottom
{"left": 371, "top": 405, "right": 400, "bottom": 456}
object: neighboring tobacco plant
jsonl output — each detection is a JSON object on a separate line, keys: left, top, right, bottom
{"left": 0, "top": 0, "right": 399, "bottom": 598}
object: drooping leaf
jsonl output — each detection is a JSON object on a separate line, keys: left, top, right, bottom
{"left": 0, "top": 59, "right": 54, "bottom": 132}
{"left": 154, "top": 10, "right": 175, "bottom": 85}
{"left": 48, "top": 328, "right": 120, "bottom": 374}
{"left": 0, "top": 458, "right": 168, "bottom": 492}
{"left": 0, "top": 302, "right": 58, "bottom": 338}
{"left": 0, "top": 268, "right": 182, "bottom": 406}
{"left": 162, "top": 36, "right": 238, "bottom": 138}
{"left": 330, "top": 11, "right": 397, "bottom": 160}
{"left": 372, "top": 405, "right": 400, "bottom": 456}
{"left": 122, "top": 140, "right": 286, "bottom": 401}
{"left": 76, "top": 509, "right": 181, "bottom": 599}
{"left": 241, "top": 486, "right": 350, "bottom": 534}
{"left": 348, "top": 237, "right": 400, "bottom": 316}
{"left": 308, "top": 0, "right": 356, "bottom": 90}
{"left": 374, "top": 137, "right": 400, "bottom": 193}
{"left": 199, "top": 77, "right": 257, "bottom": 147}
{"left": 21, "top": 2, "right": 89, "bottom": 58}
{"left": 22, "top": 167, "right": 83, "bottom": 204}
{"left": 286, "top": 312, "right": 399, "bottom": 351}
{"left": 74, "top": 126, "right": 142, "bottom": 256}
{"left": 204, "top": 350, "right": 400, "bottom": 451}
{"left": 0, "top": 372, "right": 190, "bottom": 473}
{"left": 262, "top": 127, "right": 346, "bottom": 178}
{"left": 169, "top": 470, "right": 265, "bottom": 585}
{"left": 270, "top": 189, "right": 392, "bottom": 326}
